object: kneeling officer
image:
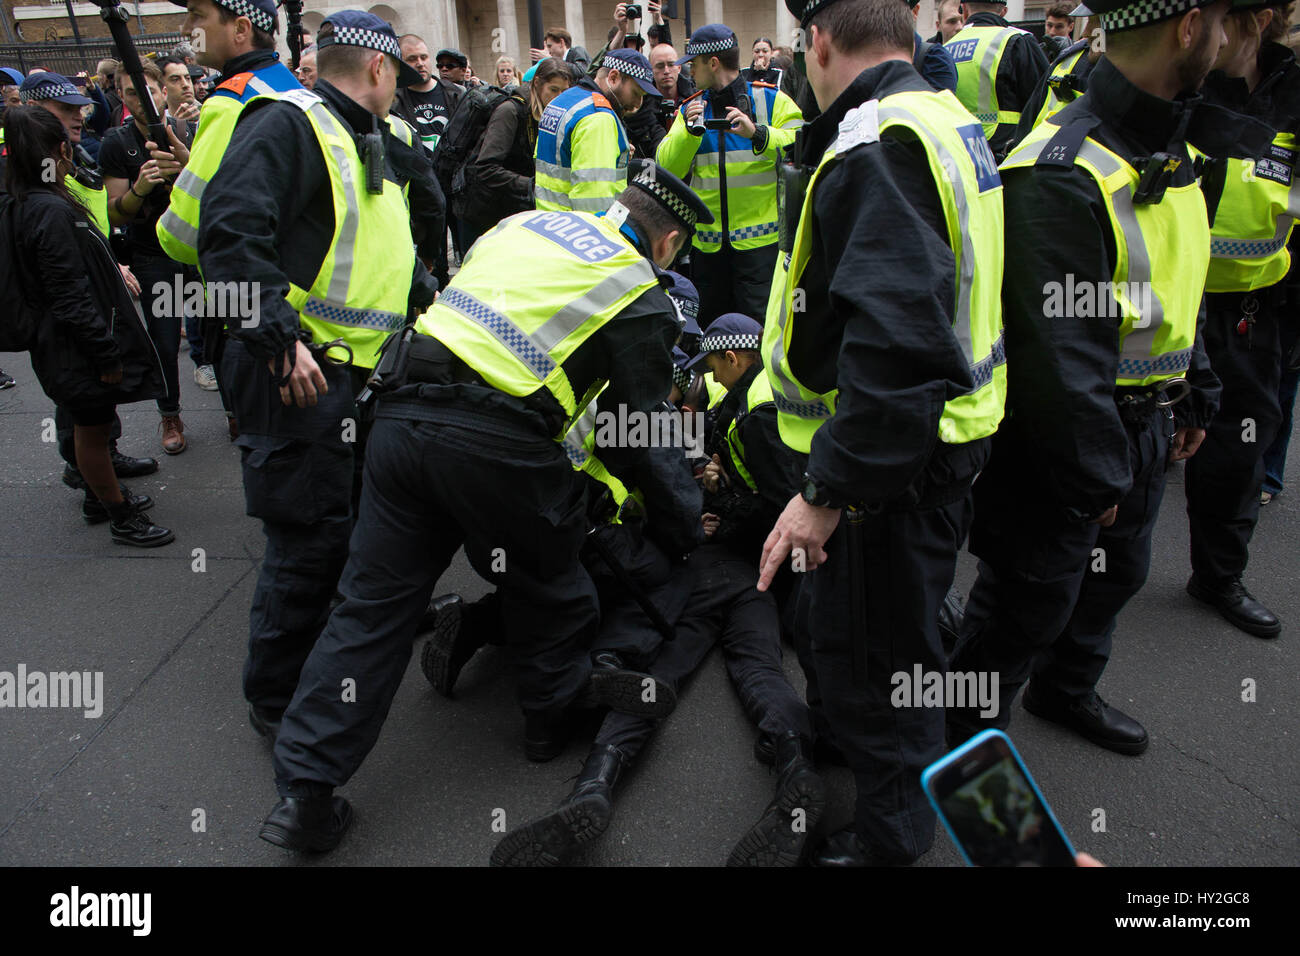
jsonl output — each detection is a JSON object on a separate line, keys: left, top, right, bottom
{"left": 261, "top": 167, "right": 713, "bottom": 853}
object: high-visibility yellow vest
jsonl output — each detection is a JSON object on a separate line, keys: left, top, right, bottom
{"left": 721, "top": 371, "right": 775, "bottom": 492}
{"left": 656, "top": 81, "right": 803, "bottom": 253}
{"left": 157, "top": 59, "right": 301, "bottom": 264}
{"left": 764, "top": 90, "right": 1007, "bottom": 454}
{"left": 704, "top": 371, "right": 727, "bottom": 409}
{"left": 248, "top": 88, "right": 415, "bottom": 370}
{"left": 1029, "top": 44, "right": 1088, "bottom": 131}
{"left": 563, "top": 395, "right": 646, "bottom": 524}
{"left": 534, "top": 87, "right": 628, "bottom": 214}
{"left": 1003, "top": 120, "right": 1207, "bottom": 385}
{"left": 67, "top": 174, "right": 110, "bottom": 238}
{"left": 946, "top": 25, "right": 1031, "bottom": 138}
{"left": 416, "top": 207, "right": 660, "bottom": 435}
{"left": 1205, "top": 133, "right": 1300, "bottom": 292}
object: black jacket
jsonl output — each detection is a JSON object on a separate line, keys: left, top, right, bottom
{"left": 8, "top": 189, "right": 163, "bottom": 409}
{"left": 458, "top": 93, "right": 532, "bottom": 226}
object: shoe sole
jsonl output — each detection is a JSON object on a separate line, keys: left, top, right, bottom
{"left": 162, "top": 444, "right": 186, "bottom": 456}
{"left": 112, "top": 530, "right": 176, "bottom": 548}
{"left": 1022, "top": 695, "right": 1149, "bottom": 756}
{"left": 727, "top": 766, "right": 826, "bottom": 867}
{"left": 586, "top": 669, "right": 677, "bottom": 719}
{"left": 1186, "top": 581, "right": 1282, "bottom": 639}
{"left": 258, "top": 802, "right": 354, "bottom": 854}
{"left": 490, "top": 794, "right": 610, "bottom": 866}
{"left": 419, "top": 602, "right": 466, "bottom": 698}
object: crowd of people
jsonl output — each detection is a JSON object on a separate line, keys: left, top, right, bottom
{"left": 1, "top": 0, "right": 1297, "bottom": 867}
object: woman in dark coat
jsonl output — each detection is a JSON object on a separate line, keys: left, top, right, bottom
{"left": 3, "top": 105, "right": 173, "bottom": 546}
{"left": 454, "top": 56, "right": 573, "bottom": 248}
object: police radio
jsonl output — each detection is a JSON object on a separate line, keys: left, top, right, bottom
{"left": 361, "top": 115, "right": 385, "bottom": 195}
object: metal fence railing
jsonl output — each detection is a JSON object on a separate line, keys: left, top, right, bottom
{"left": 0, "top": 33, "right": 188, "bottom": 78}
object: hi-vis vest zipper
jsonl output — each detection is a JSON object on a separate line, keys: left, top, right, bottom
{"left": 1003, "top": 121, "right": 1207, "bottom": 385}
{"left": 763, "top": 89, "right": 1007, "bottom": 455}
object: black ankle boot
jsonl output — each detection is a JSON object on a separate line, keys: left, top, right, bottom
{"left": 729, "top": 732, "right": 825, "bottom": 867}
{"left": 108, "top": 501, "right": 175, "bottom": 548}
{"left": 490, "top": 744, "right": 625, "bottom": 866}
{"left": 82, "top": 486, "right": 154, "bottom": 524}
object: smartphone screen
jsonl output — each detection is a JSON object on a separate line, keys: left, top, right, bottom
{"left": 925, "top": 731, "right": 1076, "bottom": 867}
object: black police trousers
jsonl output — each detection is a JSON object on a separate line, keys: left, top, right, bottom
{"left": 692, "top": 243, "right": 779, "bottom": 326}
{"left": 221, "top": 337, "right": 359, "bottom": 716}
{"left": 1185, "top": 290, "right": 1286, "bottom": 585}
{"left": 950, "top": 402, "right": 1173, "bottom": 727}
{"left": 273, "top": 408, "right": 600, "bottom": 793}
{"left": 595, "top": 543, "right": 812, "bottom": 759}
{"left": 802, "top": 437, "right": 989, "bottom": 865}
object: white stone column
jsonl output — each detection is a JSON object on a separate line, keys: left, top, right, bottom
{"left": 917, "top": 0, "right": 936, "bottom": 39}
{"left": 1005, "top": 0, "right": 1025, "bottom": 20}
{"left": 774, "top": 0, "right": 798, "bottom": 50}
{"left": 564, "top": 0, "right": 587, "bottom": 52}
{"left": 495, "top": 0, "right": 520, "bottom": 62}
{"left": 704, "top": 0, "right": 724, "bottom": 28}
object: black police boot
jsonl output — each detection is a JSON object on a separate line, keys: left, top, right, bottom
{"left": 1187, "top": 575, "right": 1281, "bottom": 639}
{"left": 490, "top": 744, "right": 625, "bottom": 866}
{"left": 107, "top": 501, "right": 175, "bottom": 548}
{"left": 810, "top": 826, "right": 873, "bottom": 867}
{"left": 82, "top": 487, "right": 153, "bottom": 524}
{"left": 754, "top": 730, "right": 848, "bottom": 768}
{"left": 729, "top": 732, "right": 825, "bottom": 867}
{"left": 578, "top": 651, "right": 677, "bottom": 719}
{"left": 419, "top": 594, "right": 485, "bottom": 697}
{"left": 259, "top": 794, "right": 353, "bottom": 853}
{"left": 110, "top": 448, "right": 159, "bottom": 479}
{"left": 62, "top": 464, "right": 88, "bottom": 491}
{"left": 937, "top": 586, "right": 966, "bottom": 655}
{"left": 248, "top": 704, "right": 283, "bottom": 741}
{"left": 524, "top": 712, "right": 572, "bottom": 763}
{"left": 1022, "top": 685, "right": 1148, "bottom": 755}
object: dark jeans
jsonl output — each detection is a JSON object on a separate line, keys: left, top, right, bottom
{"left": 222, "top": 337, "right": 360, "bottom": 715}
{"left": 595, "top": 543, "right": 812, "bottom": 760}
{"left": 132, "top": 253, "right": 186, "bottom": 415}
{"left": 1186, "top": 291, "right": 1285, "bottom": 584}
{"left": 952, "top": 403, "right": 1172, "bottom": 723}
{"left": 804, "top": 438, "right": 987, "bottom": 865}
{"left": 273, "top": 407, "right": 600, "bottom": 792}
{"left": 692, "top": 243, "right": 779, "bottom": 325}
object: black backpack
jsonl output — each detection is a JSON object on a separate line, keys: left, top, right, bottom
{"left": 431, "top": 85, "right": 518, "bottom": 190}
{"left": 0, "top": 193, "right": 40, "bottom": 352}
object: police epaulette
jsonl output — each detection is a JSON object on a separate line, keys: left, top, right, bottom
{"left": 1035, "top": 117, "right": 1099, "bottom": 169}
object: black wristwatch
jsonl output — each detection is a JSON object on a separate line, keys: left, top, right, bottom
{"left": 801, "top": 472, "right": 837, "bottom": 509}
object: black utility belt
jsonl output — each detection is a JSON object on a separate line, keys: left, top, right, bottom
{"left": 1114, "top": 377, "right": 1188, "bottom": 419}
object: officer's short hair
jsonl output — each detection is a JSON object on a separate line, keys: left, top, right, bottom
{"left": 710, "top": 48, "right": 741, "bottom": 71}
{"left": 618, "top": 184, "right": 687, "bottom": 248}
{"left": 810, "top": 0, "right": 914, "bottom": 55}
{"left": 214, "top": 3, "right": 279, "bottom": 51}
{"left": 318, "top": 43, "right": 385, "bottom": 80}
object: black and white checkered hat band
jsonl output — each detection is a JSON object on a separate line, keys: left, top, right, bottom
{"left": 1099, "top": 0, "right": 1199, "bottom": 31}
{"left": 324, "top": 24, "right": 402, "bottom": 60}
{"left": 673, "top": 365, "right": 694, "bottom": 392}
{"left": 21, "top": 80, "right": 79, "bottom": 102}
{"left": 701, "top": 333, "right": 760, "bottom": 353}
{"left": 685, "top": 36, "right": 737, "bottom": 57}
{"left": 609, "top": 56, "right": 653, "bottom": 85}
{"left": 634, "top": 174, "right": 698, "bottom": 227}
{"left": 217, "top": 0, "right": 273, "bottom": 33}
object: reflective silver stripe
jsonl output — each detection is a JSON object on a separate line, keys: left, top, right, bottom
{"left": 693, "top": 170, "right": 777, "bottom": 191}
{"left": 695, "top": 148, "right": 762, "bottom": 167}
{"left": 535, "top": 158, "right": 570, "bottom": 180}
{"left": 439, "top": 287, "right": 557, "bottom": 380}
{"left": 534, "top": 184, "right": 573, "bottom": 206}
{"left": 978, "top": 28, "right": 1020, "bottom": 125}
{"left": 307, "top": 103, "right": 360, "bottom": 303}
{"left": 564, "top": 402, "right": 599, "bottom": 465}
{"left": 754, "top": 87, "right": 769, "bottom": 127}
{"left": 534, "top": 262, "right": 657, "bottom": 354}
{"left": 535, "top": 159, "right": 625, "bottom": 183}
{"left": 246, "top": 75, "right": 277, "bottom": 96}
{"left": 568, "top": 193, "right": 620, "bottom": 212}
{"left": 159, "top": 208, "right": 198, "bottom": 249}
{"left": 879, "top": 105, "right": 979, "bottom": 369}
{"left": 173, "top": 167, "right": 208, "bottom": 202}
{"left": 388, "top": 117, "right": 415, "bottom": 147}
{"left": 301, "top": 296, "right": 404, "bottom": 331}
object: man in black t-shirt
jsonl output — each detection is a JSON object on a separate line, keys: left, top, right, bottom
{"left": 98, "top": 63, "right": 200, "bottom": 454}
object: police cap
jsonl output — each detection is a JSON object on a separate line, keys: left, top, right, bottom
{"left": 603, "top": 48, "right": 659, "bottom": 96}
{"left": 664, "top": 270, "right": 702, "bottom": 338}
{"left": 1068, "top": 0, "right": 1224, "bottom": 31}
{"left": 628, "top": 164, "right": 714, "bottom": 232}
{"left": 19, "top": 71, "right": 92, "bottom": 106}
{"left": 168, "top": 0, "right": 276, "bottom": 34}
{"left": 676, "top": 24, "right": 739, "bottom": 65}
{"left": 685, "top": 313, "right": 763, "bottom": 369}
{"left": 318, "top": 10, "right": 422, "bottom": 87}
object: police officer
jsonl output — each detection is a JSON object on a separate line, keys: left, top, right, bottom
{"left": 947, "top": 0, "right": 1247, "bottom": 760}
{"left": 10, "top": 72, "right": 159, "bottom": 491}
{"left": 157, "top": 0, "right": 302, "bottom": 264}
{"left": 534, "top": 47, "right": 658, "bottom": 214}
{"left": 1183, "top": 0, "right": 1297, "bottom": 639}
{"left": 1014, "top": 25, "right": 1099, "bottom": 140}
{"left": 757, "top": 0, "right": 1007, "bottom": 866}
{"left": 258, "top": 170, "right": 710, "bottom": 853}
{"left": 657, "top": 24, "right": 804, "bottom": 323}
{"left": 197, "top": 11, "right": 438, "bottom": 745}
{"left": 946, "top": 1, "right": 1049, "bottom": 158}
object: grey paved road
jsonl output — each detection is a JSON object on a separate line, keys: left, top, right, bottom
{"left": 1, "top": 349, "right": 1296, "bottom": 867}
